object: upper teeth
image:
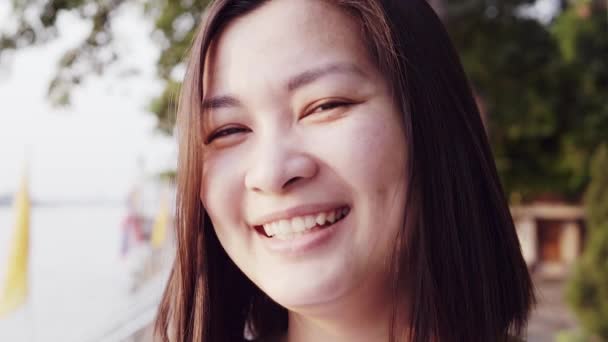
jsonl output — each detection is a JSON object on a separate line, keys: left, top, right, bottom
{"left": 262, "top": 207, "right": 349, "bottom": 238}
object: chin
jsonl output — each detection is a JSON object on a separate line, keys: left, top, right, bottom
{"left": 259, "top": 266, "right": 354, "bottom": 311}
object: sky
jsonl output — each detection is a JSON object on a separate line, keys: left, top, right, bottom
{"left": 0, "top": 3, "right": 176, "bottom": 201}
{"left": 519, "top": 0, "right": 561, "bottom": 23}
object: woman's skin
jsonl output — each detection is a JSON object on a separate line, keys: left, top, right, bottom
{"left": 200, "top": 0, "right": 409, "bottom": 341}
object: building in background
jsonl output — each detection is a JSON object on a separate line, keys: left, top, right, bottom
{"left": 513, "top": 203, "right": 586, "bottom": 278}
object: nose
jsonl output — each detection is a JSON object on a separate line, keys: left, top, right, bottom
{"left": 244, "top": 139, "right": 318, "bottom": 194}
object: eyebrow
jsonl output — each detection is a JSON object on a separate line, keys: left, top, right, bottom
{"left": 201, "top": 62, "right": 366, "bottom": 111}
{"left": 201, "top": 95, "right": 241, "bottom": 111}
{"left": 287, "top": 62, "right": 367, "bottom": 93}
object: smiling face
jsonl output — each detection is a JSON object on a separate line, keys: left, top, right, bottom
{"left": 200, "top": 0, "right": 408, "bottom": 311}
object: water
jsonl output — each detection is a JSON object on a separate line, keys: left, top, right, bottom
{"left": 0, "top": 205, "right": 139, "bottom": 342}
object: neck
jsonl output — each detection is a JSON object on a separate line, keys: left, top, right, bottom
{"left": 283, "top": 274, "right": 396, "bottom": 342}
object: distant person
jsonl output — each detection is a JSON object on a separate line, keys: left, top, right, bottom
{"left": 121, "top": 187, "right": 152, "bottom": 292}
{"left": 155, "top": 1, "right": 534, "bottom": 341}
{"left": 120, "top": 187, "right": 146, "bottom": 257}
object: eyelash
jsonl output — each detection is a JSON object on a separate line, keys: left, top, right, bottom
{"left": 205, "top": 126, "right": 249, "bottom": 144}
{"left": 204, "top": 100, "right": 351, "bottom": 144}
{"left": 308, "top": 100, "right": 350, "bottom": 114}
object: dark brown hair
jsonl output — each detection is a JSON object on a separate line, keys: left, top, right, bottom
{"left": 154, "top": 1, "right": 535, "bottom": 341}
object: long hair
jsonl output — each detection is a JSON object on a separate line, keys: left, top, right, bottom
{"left": 154, "top": 1, "right": 535, "bottom": 341}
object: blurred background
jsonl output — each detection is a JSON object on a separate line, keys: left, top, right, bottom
{"left": 0, "top": 0, "right": 605, "bottom": 341}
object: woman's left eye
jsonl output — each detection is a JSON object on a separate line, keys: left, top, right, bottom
{"left": 310, "top": 100, "right": 350, "bottom": 113}
{"left": 300, "top": 100, "right": 353, "bottom": 120}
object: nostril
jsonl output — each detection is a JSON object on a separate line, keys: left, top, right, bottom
{"left": 283, "top": 176, "right": 301, "bottom": 188}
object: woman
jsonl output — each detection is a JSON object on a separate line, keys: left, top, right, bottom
{"left": 155, "top": 0, "right": 535, "bottom": 341}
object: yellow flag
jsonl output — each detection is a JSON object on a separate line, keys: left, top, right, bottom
{"left": 150, "top": 193, "right": 169, "bottom": 248}
{"left": 0, "top": 174, "right": 30, "bottom": 317}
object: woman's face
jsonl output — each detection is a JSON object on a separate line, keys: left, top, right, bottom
{"left": 200, "top": 0, "right": 408, "bottom": 310}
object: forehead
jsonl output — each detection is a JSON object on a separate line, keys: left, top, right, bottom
{"left": 204, "top": 0, "right": 375, "bottom": 94}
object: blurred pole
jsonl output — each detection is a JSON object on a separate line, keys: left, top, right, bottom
{"left": 28, "top": 300, "right": 35, "bottom": 342}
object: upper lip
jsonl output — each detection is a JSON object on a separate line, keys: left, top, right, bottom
{"left": 249, "top": 202, "right": 350, "bottom": 227}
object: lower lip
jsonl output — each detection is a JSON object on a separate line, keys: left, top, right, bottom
{"left": 259, "top": 213, "right": 349, "bottom": 256}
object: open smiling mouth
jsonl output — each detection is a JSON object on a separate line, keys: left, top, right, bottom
{"left": 254, "top": 206, "right": 350, "bottom": 240}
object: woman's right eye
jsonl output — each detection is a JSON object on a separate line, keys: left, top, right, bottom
{"left": 205, "top": 126, "right": 249, "bottom": 145}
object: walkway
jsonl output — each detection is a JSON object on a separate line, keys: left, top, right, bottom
{"left": 527, "top": 274, "right": 580, "bottom": 341}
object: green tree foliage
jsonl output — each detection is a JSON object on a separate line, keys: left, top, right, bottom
{"left": 0, "top": 0, "right": 606, "bottom": 200}
{"left": 567, "top": 143, "right": 608, "bottom": 339}
{"left": 447, "top": 0, "right": 607, "bottom": 201}
{"left": 0, "top": 0, "right": 208, "bottom": 131}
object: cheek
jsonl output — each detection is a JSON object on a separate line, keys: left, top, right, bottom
{"left": 330, "top": 107, "right": 408, "bottom": 242}
{"left": 200, "top": 153, "right": 245, "bottom": 244}
{"left": 349, "top": 115, "right": 408, "bottom": 265}
{"left": 331, "top": 109, "right": 408, "bottom": 198}
{"left": 359, "top": 122, "right": 404, "bottom": 176}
